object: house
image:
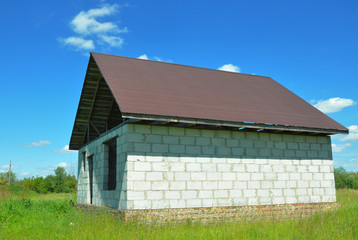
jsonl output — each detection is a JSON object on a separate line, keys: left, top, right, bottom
{"left": 70, "top": 52, "right": 348, "bottom": 222}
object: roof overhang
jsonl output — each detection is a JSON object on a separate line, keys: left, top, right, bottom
{"left": 122, "top": 113, "right": 348, "bottom": 135}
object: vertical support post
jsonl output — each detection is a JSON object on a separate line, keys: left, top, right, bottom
{"left": 9, "top": 160, "right": 11, "bottom": 185}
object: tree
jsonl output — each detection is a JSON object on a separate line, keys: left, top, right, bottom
{"left": 54, "top": 167, "right": 67, "bottom": 193}
{"left": 0, "top": 171, "right": 16, "bottom": 185}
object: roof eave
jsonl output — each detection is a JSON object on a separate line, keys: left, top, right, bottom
{"left": 122, "top": 113, "right": 348, "bottom": 135}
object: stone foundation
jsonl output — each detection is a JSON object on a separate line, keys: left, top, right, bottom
{"left": 77, "top": 202, "right": 339, "bottom": 224}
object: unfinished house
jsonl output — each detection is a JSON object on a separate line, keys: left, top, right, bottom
{"left": 70, "top": 52, "right": 348, "bottom": 222}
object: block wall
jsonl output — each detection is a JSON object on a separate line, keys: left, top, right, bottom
{"left": 125, "top": 124, "right": 335, "bottom": 210}
{"left": 77, "top": 123, "right": 336, "bottom": 211}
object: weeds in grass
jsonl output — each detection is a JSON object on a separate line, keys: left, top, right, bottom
{"left": 0, "top": 188, "right": 357, "bottom": 239}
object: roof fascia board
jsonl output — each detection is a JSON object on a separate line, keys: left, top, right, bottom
{"left": 122, "top": 113, "right": 348, "bottom": 135}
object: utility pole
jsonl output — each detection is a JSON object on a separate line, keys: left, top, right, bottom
{"left": 9, "top": 160, "right": 11, "bottom": 185}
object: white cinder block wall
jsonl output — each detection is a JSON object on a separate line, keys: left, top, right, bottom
{"left": 77, "top": 123, "right": 336, "bottom": 210}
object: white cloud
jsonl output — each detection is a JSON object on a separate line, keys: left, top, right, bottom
{"left": 25, "top": 140, "right": 52, "bottom": 147}
{"left": 312, "top": 97, "right": 356, "bottom": 114}
{"left": 340, "top": 125, "right": 358, "bottom": 142}
{"left": 138, "top": 54, "right": 148, "bottom": 60}
{"left": 61, "top": 37, "right": 95, "bottom": 50}
{"left": 1, "top": 165, "right": 18, "bottom": 169}
{"left": 153, "top": 56, "right": 163, "bottom": 62}
{"left": 71, "top": 4, "right": 120, "bottom": 35}
{"left": 100, "top": 35, "right": 124, "bottom": 47}
{"left": 332, "top": 143, "right": 351, "bottom": 153}
{"left": 56, "top": 162, "right": 70, "bottom": 168}
{"left": 60, "top": 4, "right": 127, "bottom": 52}
{"left": 54, "top": 145, "right": 77, "bottom": 154}
{"left": 218, "top": 64, "right": 240, "bottom": 73}
{"left": 21, "top": 172, "right": 30, "bottom": 176}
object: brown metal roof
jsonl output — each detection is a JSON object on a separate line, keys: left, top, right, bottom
{"left": 91, "top": 52, "right": 347, "bottom": 131}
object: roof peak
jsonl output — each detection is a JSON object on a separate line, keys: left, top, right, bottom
{"left": 90, "top": 52, "right": 271, "bottom": 79}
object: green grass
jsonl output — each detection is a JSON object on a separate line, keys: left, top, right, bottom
{"left": 0, "top": 186, "right": 357, "bottom": 239}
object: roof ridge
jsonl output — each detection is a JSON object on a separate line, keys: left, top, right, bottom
{"left": 90, "top": 52, "right": 271, "bottom": 79}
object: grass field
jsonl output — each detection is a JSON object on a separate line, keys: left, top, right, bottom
{"left": 0, "top": 186, "right": 357, "bottom": 240}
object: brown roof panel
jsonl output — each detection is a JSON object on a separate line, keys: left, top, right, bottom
{"left": 90, "top": 52, "right": 347, "bottom": 132}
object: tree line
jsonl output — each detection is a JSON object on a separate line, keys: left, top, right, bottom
{"left": 0, "top": 167, "right": 77, "bottom": 194}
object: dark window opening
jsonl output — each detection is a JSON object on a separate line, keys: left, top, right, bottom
{"left": 108, "top": 141, "right": 117, "bottom": 190}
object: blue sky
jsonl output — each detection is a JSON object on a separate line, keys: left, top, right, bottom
{"left": 1, "top": 0, "right": 357, "bottom": 178}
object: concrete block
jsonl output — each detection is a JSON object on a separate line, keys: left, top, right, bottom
{"left": 310, "top": 143, "right": 321, "bottom": 151}
{"left": 289, "top": 173, "right": 300, "bottom": 181}
{"left": 272, "top": 165, "right": 284, "bottom": 172}
{"left": 299, "top": 143, "right": 309, "bottom": 150}
{"left": 286, "top": 181, "right": 296, "bottom": 188}
{"left": 175, "top": 172, "right": 190, "bottom": 181}
{"left": 257, "top": 189, "right": 269, "bottom": 197}
{"left": 165, "top": 191, "right": 181, "bottom": 199}
{"left": 196, "top": 157, "right": 211, "bottom": 163}
{"left": 232, "top": 148, "right": 245, "bottom": 156}
{"left": 163, "top": 136, "right": 179, "bottom": 144}
{"left": 147, "top": 191, "right": 163, "bottom": 200}
{"left": 264, "top": 173, "right": 276, "bottom": 180}
{"left": 246, "top": 164, "right": 259, "bottom": 172}
{"left": 287, "top": 142, "right": 299, "bottom": 150}
{"left": 199, "top": 190, "right": 213, "bottom": 198}
{"left": 127, "top": 171, "right": 145, "bottom": 181}
{"left": 151, "top": 200, "right": 170, "bottom": 209}
{"left": 259, "top": 197, "right": 272, "bottom": 205}
{"left": 182, "top": 190, "right": 197, "bottom": 199}
{"left": 212, "top": 138, "right": 225, "bottom": 146}
{"left": 152, "top": 162, "right": 169, "bottom": 172}
{"left": 180, "top": 136, "right": 195, "bottom": 145}
{"left": 272, "top": 197, "right": 285, "bottom": 204}
{"left": 202, "top": 163, "right": 216, "bottom": 172}
{"left": 186, "top": 163, "right": 201, "bottom": 172}
{"left": 196, "top": 137, "right": 211, "bottom": 145}
{"left": 274, "top": 181, "right": 285, "bottom": 189}
{"left": 133, "top": 181, "right": 151, "bottom": 191}
{"left": 296, "top": 188, "right": 307, "bottom": 196}
{"left": 185, "top": 146, "right": 201, "bottom": 154}
{"left": 229, "top": 190, "right": 242, "bottom": 197}
{"left": 200, "top": 129, "right": 215, "bottom": 138}
{"left": 277, "top": 173, "right": 289, "bottom": 180}
{"left": 302, "top": 173, "right": 313, "bottom": 180}
{"left": 258, "top": 149, "right": 271, "bottom": 157}
{"left": 219, "top": 181, "right": 233, "bottom": 189}
{"left": 243, "top": 189, "right": 256, "bottom": 198}
{"left": 285, "top": 197, "right": 298, "bottom": 204}
{"left": 185, "top": 128, "right": 201, "bottom": 136}
{"left": 202, "top": 146, "right": 216, "bottom": 155}
{"left": 234, "top": 181, "right": 247, "bottom": 189}
{"left": 246, "top": 148, "right": 258, "bottom": 157}
{"left": 313, "top": 173, "right": 323, "bottom": 181}
{"left": 146, "top": 172, "right": 163, "bottom": 181}
{"left": 261, "top": 181, "right": 273, "bottom": 189}
{"left": 318, "top": 151, "right": 330, "bottom": 159}
{"left": 151, "top": 181, "right": 169, "bottom": 190}
{"left": 169, "top": 181, "right": 186, "bottom": 190}
{"left": 275, "top": 142, "right": 286, "bottom": 149}
{"left": 298, "top": 196, "right": 310, "bottom": 203}
{"left": 134, "top": 143, "right": 151, "bottom": 152}
{"left": 283, "top": 189, "right": 295, "bottom": 196}
{"left": 145, "top": 134, "right": 162, "bottom": 143}
{"left": 126, "top": 133, "right": 145, "bottom": 142}
{"left": 272, "top": 149, "right": 283, "bottom": 157}
{"left": 233, "top": 198, "right": 247, "bottom": 206}
{"left": 218, "top": 163, "right": 231, "bottom": 172}
{"left": 134, "top": 162, "right": 151, "bottom": 171}
{"left": 320, "top": 165, "right": 331, "bottom": 173}
{"left": 187, "top": 181, "right": 202, "bottom": 190}
{"left": 133, "top": 125, "right": 151, "bottom": 134}
{"left": 170, "top": 162, "right": 185, "bottom": 172}
{"left": 260, "top": 165, "right": 272, "bottom": 173}
{"left": 202, "top": 199, "right": 217, "bottom": 207}
{"left": 218, "top": 147, "right": 231, "bottom": 156}
{"left": 254, "top": 140, "right": 266, "bottom": 148}
{"left": 248, "top": 181, "right": 260, "bottom": 189}
{"left": 226, "top": 139, "right": 239, "bottom": 147}
{"left": 191, "top": 172, "right": 206, "bottom": 181}
{"left": 310, "top": 196, "right": 321, "bottom": 203}
{"left": 133, "top": 200, "right": 151, "bottom": 209}
{"left": 203, "top": 181, "right": 218, "bottom": 190}
{"left": 223, "top": 173, "right": 236, "bottom": 181}
{"left": 207, "top": 172, "right": 222, "bottom": 180}
{"left": 169, "top": 127, "right": 185, "bottom": 136}
{"left": 152, "top": 144, "right": 169, "bottom": 153}
{"left": 308, "top": 165, "right": 319, "bottom": 172}
{"left": 307, "top": 151, "right": 318, "bottom": 158}
{"left": 270, "top": 189, "right": 282, "bottom": 196}
{"left": 187, "top": 199, "right": 202, "bottom": 208}
{"left": 251, "top": 173, "right": 264, "bottom": 180}
{"left": 169, "top": 145, "right": 185, "bottom": 153}
{"left": 233, "top": 164, "right": 245, "bottom": 172}
{"left": 237, "top": 173, "right": 250, "bottom": 181}
{"left": 169, "top": 200, "right": 186, "bottom": 208}
{"left": 240, "top": 140, "right": 253, "bottom": 148}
